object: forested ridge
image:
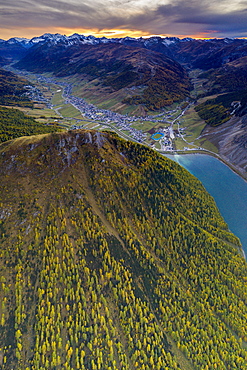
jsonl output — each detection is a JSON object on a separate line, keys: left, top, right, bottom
{"left": 0, "top": 69, "right": 33, "bottom": 107}
{"left": 0, "top": 68, "right": 62, "bottom": 142}
{"left": 195, "top": 90, "right": 247, "bottom": 126}
{"left": 0, "top": 130, "right": 246, "bottom": 370}
{"left": 0, "top": 106, "right": 61, "bottom": 142}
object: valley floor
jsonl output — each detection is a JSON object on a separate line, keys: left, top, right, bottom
{"left": 3, "top": 66, "right": 247, "bottom": 181}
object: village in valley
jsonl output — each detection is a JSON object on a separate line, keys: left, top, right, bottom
{"left": 7, "top": 66, "right": 206, "bottom": 154}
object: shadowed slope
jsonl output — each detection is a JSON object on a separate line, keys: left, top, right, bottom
{"left": 15, "top": 43, "right": 191, "bottom": 110}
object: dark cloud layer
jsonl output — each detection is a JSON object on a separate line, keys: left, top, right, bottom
{"left": 154, "top": 1, "right": 247, "bottom": 36}
{"left": 0, "top": 0, "right": 247, "bottom": 38}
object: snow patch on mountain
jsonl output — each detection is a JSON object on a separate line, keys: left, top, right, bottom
{"left": 162, "top": 39, "right": 175, "bottom": 46}
{"left": 3, "top": 32, "right": 246, "bottom": 53}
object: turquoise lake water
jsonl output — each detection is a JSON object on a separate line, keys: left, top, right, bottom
{"left": 166, "top": 154, "right": 247, "bottom": 257}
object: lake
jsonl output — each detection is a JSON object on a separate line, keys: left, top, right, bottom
{"left": 166, "top": 153, "right": 247, "bottom": 257}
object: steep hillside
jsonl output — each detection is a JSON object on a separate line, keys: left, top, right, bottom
{"left": 195, "top": 90, "right": 247, "bottom": 126}
{"left": 200, "top": 114, "right": 247, "bottom": 171}
{"left": 0, "top": 106, "right": 61, "bottom": 143}
{"left": 0, "top": 40, "right": 28, "bottom": 62}
{"left": 135, "top": 37, "right": 247, "bottom": 70}
{"left": 191, "top": 58, "right": 247, "bottom": 168}
{"left": 0, "top": 56, "right": 8, "bottom": 67}
{"left": 0, "top": 68, "right": 33, "bottom": 107}
{"left": 15, "top": 43, "right": 191, "bottom": 110}
{"left": 174, "top": 38, "right": 247, "bottom": 69}
{"left": 0, "top": 130, "right": 246, "bottom": 370}
{"left": 196, "top": 57, "right": 247, "bottom": 103}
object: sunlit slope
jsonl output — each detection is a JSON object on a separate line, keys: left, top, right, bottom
{"left": 0, "top": 130, "right": 246, "bottom": 370}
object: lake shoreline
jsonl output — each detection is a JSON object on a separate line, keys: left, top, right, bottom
{"left": 161, "top": 149, "right": 247, "bottom": 183}
{"left": 163, "top": 151, "right": 247, "bottom": 259}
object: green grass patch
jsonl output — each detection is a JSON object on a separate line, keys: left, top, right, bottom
{"left": 195, "top": 138, "right": 219, "bottom": 153}
{"left": 26, "top": 108, "right": 60, "bottom": 119}
{"left": 179, "top": 107, "right": 206, "bottom": 142}
{"left": 174, "top": 137, "right": 196, "bottom": 151}
{"left": 58, "top": 122, "right": 71, "bottom": 129}
{"left": 117, "top": 105, "right": 138, "bottom": 115}
{"left": 120, "top": 130, "right": 130, "bottom": 135}
{"left": 59, "top": 105, "right": 82, "bottom": 118}
{"left": 132, "top": 121, "right": 156, "bottom": 131}
{"left": 51, "top": 91, "right": 64, "bottom": 105}
{"left": 96, "top": 98, "right": 121, "bottom": 110}
{"left": 82, "top": 121, "right": 101, "bottom": 129}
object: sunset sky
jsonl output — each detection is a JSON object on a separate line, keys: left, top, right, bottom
{"left": 0, "top": 0, "right": 247, "bottom": 40}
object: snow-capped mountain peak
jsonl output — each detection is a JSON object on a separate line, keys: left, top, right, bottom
{"left": 6, "top": 37, "right": 31, "bottom": 48}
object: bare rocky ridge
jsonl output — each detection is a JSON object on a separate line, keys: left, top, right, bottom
{"left": 201, "top": 115, "right": 247, "bottom": 174}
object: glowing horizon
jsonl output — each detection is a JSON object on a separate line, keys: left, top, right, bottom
{"left": 0, "top": 27, "right": 239, "bottom": 41}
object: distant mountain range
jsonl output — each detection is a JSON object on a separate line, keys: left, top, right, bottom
{"left": 1, "top": 33, "right": 247, "bottom": 69}
{"left": 2, "top": 33, "right": 247, "bottom": 103}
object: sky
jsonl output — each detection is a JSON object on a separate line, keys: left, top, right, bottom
{"left": 0, "top": 0, "right": 247, "bottom": 40}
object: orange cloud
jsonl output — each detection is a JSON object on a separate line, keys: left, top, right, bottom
{"left": 63, "top": 28, "right": 153, "bottom": 39}
{"left": 0, "top": 27, "right": 152, "bottom": 40}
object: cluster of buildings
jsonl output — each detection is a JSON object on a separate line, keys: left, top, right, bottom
{"left": 13, "top": 68, "right": 185, "bottom": 148}
{"left": 24, "top": 84, "right": 49, "bottom": 105}
{"left": 60, "top": 82, "right": 147, "bottom": 142}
